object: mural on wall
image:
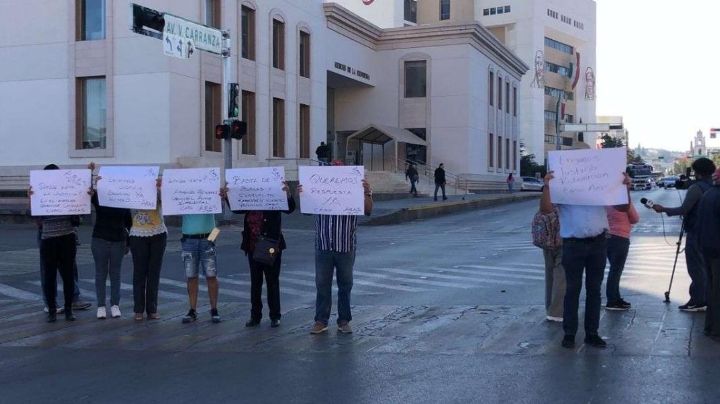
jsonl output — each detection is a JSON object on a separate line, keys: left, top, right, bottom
{"left": 530, "top": 50, "right": 545, "bottom": 88}
{"left": 584, "top": 67, "right": 595, "bottom": 100}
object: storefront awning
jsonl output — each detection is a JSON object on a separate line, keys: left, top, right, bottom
{"left": 346, "top": 124, "right": 427, "bottom": 146}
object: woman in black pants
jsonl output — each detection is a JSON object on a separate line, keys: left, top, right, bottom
{"left": 225, "top": 183, "right": 295, "bottom": 327}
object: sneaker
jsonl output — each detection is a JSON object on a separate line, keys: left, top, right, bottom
{"left": 245, "top": 318, "right": 260, "bottom": 327}
{"left": 546, "top": 316, "right": 563, "bottom": 322}
{"left": 337, "top": 321, "right": 353, "bottom": 334}
{"left": 47, "top": 312, "right": 57, "bottom": 323}
{"left": 618, "top": 299, "right": 632, "bottom": 309}
{"left": 270, "top": 319, "right": 281, "bottom": 328}
{"left": 134, "top": 313, "right": 144, "bottom": 321}
{"left": 605, "top": 301, "right": 630, "bottom": 311}
{"left": 181, "top": 309, "right": 197, "bottom": 324}
{"left": 679, "top": 302, "right": 707, "bottom": 312}
{"left": 584, "top": 334, "right": 607, "bottom": 348}
{"left": 310, "top": 321, "right": 328, "bottom": 334}
{"left": 210, "top": 309, "right": 221, "bottom": 324}
{"left": 64, "top": 310, "right": 76, "bottom": 322}
{"left": 110, "top": 305, "right": 121, "bottom": 318}
{"left": 97, "top": 306, "right": 107, "bottom": 320}
{"left": 72, "top": 301, "right": 92, "bottom": 311}
{"left": 43, "top": 306, "right": 64, "bottom": 314}
{"left": 561, "top": 335, "right": 575, "bottom": 348}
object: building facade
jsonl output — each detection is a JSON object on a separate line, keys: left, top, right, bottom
{"left": 0, "top": 0, "right": 526, "bottom": 185}
{"left": 597, "top": 115, "right": 627, "bottom": 148}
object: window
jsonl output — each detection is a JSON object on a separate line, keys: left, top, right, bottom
{"left": 545, "top": 86, "right": 574, "bottom": 100}
{"left": 497, "top": 135, "right": 503, "bottom": 169}
{"left": 504, "top": 6, "right": 511, "bottom": 13}
{"left": 404, "top": 60, "right": 427, "bottom": 98}
{"left": 205, "top": 0, "right": 221, "bottom": 29}
{"left": 273, "top": 19, "right": 285, "bottom": 70}
{"left": 299, "top": 104, "right": 310, "bottom": 158}
{"left": 545, "top": 61, "right": 573, "bottom": 78}
{"left": 562, "top": 137, "right": 573, "bottom": 147}
{"left": 299, "top": 31, "right": 311, "bottom": 78}
{"left": 205, "top": 82, "right": 222, "bottom": 152}
{"left": 77, "top": 0, "right": 105, "bottom": 41}
{"left": 512, "top": 141, "right": 517, "bottom": 170}
{"left": 241, "top": 6, "right": 255, "bottom": 60}
{"left": 488, "top": 134, "right": 494, "bottom": 167}
{"left": 545, "top": 134, "right": 555, "bottom": 144}
{"left": 544, "top": 110, "right": 558, "bottom": 122}
{"left": 490, "top": 8, "right": 496, "bottom": 15}
{"left": 272, "top": 98, "right": 285, "bottom": 157}
{"left": 497, "top": 7, "right": 504, "bottom": 14}
{"left": 241, "top": 90, "right": 256, "bottom": 155}
{"left": 513, "top": 87, "right": 517, "bottom": 116}
{"left": 497, "top": 77, "right": 502, "bottom": 110}
{"left": 440, "top": 0, "right": 450, "bottom": 20}
{"left": 483, "top": 8, "right": 489, "bottom": 16}
{"left": 545, "top": 37, "right": 574, "bottom": 54}
{"left": 404, "top": 0, "right": 417, "bottom": 23}
{"left": 564, "top": 114, "right": 574, "bottom": 123}
{"left": 488, "top": 71, "right": 494, "bottom": 106}
{"left": 505, "top": 82, "right": 510, "bottom": 113}
{"left": 505, "top": 138, "right": 510, "bottom": 169}
{"left": 76, "top": 77, "right": 106, "bottom": 149}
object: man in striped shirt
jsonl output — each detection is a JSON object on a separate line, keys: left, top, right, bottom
{"left": 300, "top": 178, "right": 373, "bottom": 335}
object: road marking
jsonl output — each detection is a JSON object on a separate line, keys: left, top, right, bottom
{"left": 0, "top": 283, "right": 41, "bottom": 301}
{"left": 27, "top": 281, "right": 95, "bottom": 300}
{"left": 374, "top": 266, "right": 534, "bottom": 284}
{"left": 218, "top": 277, "right": 309, "bottom": 297}
{"left": 158, "top": 278, "right": 251, "bottom": 299}
{"left": 283, "top": 270, "right": 430, "bottom": 292}
{"left": 78, "top": 279, "right": 187, "bottom": 301}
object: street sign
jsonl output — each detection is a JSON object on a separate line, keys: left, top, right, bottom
{"left": 163, "top": 33, "right": 194, "bottom": 59}
{"left": 130, "top": 3, "right": 164, "bottom": 39}
{"left": 163, "top": 13, "right": 223, "bottom": 55}
{"left": 560, "top": 123, "right": 622, "bottom": 132}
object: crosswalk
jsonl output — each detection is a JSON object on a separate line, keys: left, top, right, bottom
{"left": 0, "top": 238, "right": 687, "bottom": 307}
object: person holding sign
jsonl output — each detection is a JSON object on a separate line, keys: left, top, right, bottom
{"left": 222, "top": 182, "right": 296, "bottom": 328}
{"left": 299, "top": 168, "right": 373, "bottom": 335}
{"left": 129, "top": 178, "right": 167, "bottom": 321}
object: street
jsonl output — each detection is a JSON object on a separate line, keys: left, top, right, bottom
{"left": 1, "top": 188, "right": 719, "bottom": 403}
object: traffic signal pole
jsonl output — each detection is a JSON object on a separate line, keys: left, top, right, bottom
{"left": 222, "top": 33, "right": 232, "bottom": 173}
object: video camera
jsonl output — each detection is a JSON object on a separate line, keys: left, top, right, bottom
{"left": 675, "top": 168, "right": 693, "bottom": 190}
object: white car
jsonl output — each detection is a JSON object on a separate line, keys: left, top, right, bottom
{"left": 520, "top": 176, "right": 544, "bottom": 192}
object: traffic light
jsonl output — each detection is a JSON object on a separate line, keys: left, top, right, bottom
{"left": 215, "top": 124, "right": 230, "bottom": 140}
{"left": 230, "top": 120, "right": 247, "bottom": 140}
{"left": 228, "top": 84, "right": 239, "bottom": 118}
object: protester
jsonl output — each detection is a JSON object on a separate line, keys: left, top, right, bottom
{"left": 30, "top": 164, "right": 81, "bottom": 322}
{"left": 605, "top": 183, "right": 639, "bottom": 311}
{"left": 434, "top": 163, "right": 447, "bottom": 201}
{"left": 653, "top": 157, "right": 716, "bottom": 312}
{"left": 405, "top": 163, "right": 419, "bottom": 197}
{"left": 507, "top": 173, "right": 515, "bottom": 193}
{"left": 38, "top": 224, "right": 90, "bottom": 314}
{"left": 298, "top": 165, "right": 373, "bottom": 334}
{"left": 696, "top": 168, "right": 720, "bottom": 338}
{"left": 541, "top": 170, "right": 630, "bottom": 348}
{"left": 224, "top": 183, "right": 296, "bottom": 328}
{"left": 532, "top": 204, "right": 564, "bottom": 322}
{"left": 88, "top": 162, "right": 132, "bottom": 319}
{"left": 129, "top": 178, "right": 166, "bottom": 321}
{"left": 315, "top": 142, "right": 330, "bottom": 165}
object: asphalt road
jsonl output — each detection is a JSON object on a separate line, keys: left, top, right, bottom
{"left": 1, "top": 187, "right": 719, "bottom": 403}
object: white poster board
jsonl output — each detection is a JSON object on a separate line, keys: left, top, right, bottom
{"left": 30, "top": 169, "right": 91, "bottom": 216}
{"left": 298, "top": 166, "right": 365, "bottom": 215}
{"left": 548, "top": 148, "right": 629, "bottom": 206}
{"left": 161, "top": 168, "right": 222, "bottom": 215}
{"left": 97, "top": 166, "right": 159, "bottom": 210}
{"left": 225, "top": 167, "right": 289, "bottom": 211}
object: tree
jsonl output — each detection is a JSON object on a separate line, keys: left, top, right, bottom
{"left": 519, "top": 142, "right": 546, "bottom": 177}
{"left": 600, "top": 134, "right": 624, "bottom": 149}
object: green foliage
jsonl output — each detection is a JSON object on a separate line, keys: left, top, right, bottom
{"left": 520, "top": 153, "right": 546, "bottom": 177}
{"left": 601, "top": 134, "right": 624, "bottom": 149}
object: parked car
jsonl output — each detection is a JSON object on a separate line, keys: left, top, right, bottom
{"left": 520, "top": 176, "right": 544, "bottom": 192}
{"left": 659, "top": 176, "right": 679, "bottom": 188}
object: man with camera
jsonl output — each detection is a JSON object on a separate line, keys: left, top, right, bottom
{"left": 652, "top": 157, "right": 716, "bottom": 312}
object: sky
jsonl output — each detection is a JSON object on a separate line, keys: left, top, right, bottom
{"left": 595, "top": 0, "right": 720, "bottom": 152}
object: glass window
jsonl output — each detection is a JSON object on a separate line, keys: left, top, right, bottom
{"left": 404, "top": 0, "right": 417, "bottom": 23}
{"left": 205, "top": 82, "right": 222, "bottom": 152}
{"left": 205, "top": 0, "right": 220, "bottom": 29}
{"left": 404, "top": 60, "right": 427, "bottom": 98}
{"left": 76, "top": 77, "right": 106, "bottom": 149}
{"left": 488, "top": 71, "right": 494, "bottom": 106}
{"left": 497, "top": 77, "right": 502, "bottom": 110}
{"left": 488, "top": 134, "right": 494, "bottom": 167}
{"left": 490, "top": 7, "right": 496, "bottom": 15}
{"left": 299, "top": 104, "right": 310, "bottom": 158}
{"left": 273, "top": 98, "right": 285, "bottom": 157}
{"left": 241, "top": 6, "right": 255, "bottom": 60}
{"left": 505, "top": 6, "right": 511, "bottom": 13}
{"left": 78, "top": 0, "right": 105, "bottom": 41}
{"left": 440, "top": 0, "right": 450, "bottom": 20}
{"left": 497, "top": 7, "right": 504, "bottom": 14}
{"left": 273, "top": 19, "right": 285, "bottom": 70}
{"left": 483, "top": 9, "right": 489, "bottom": 16}
{"left": 512, "top": 140, "right": 517, "bottom": 170}
{"left": 505, "top": 82, "right": 510, "bottom": 113}
{"left": 544, "top": 37, "right": 574, "bottom": 54}
{"left": 299, "top": 31, "right": 311, "bottom": 78}
{"left": 513, "top": 87, "right": 517, "bottom": 116}
{"left": 505, "top": 138, "right": 510, "bottom": 169}
{"left": 241, "top": 90, "right": 256, "bottom": 155}
{"left": 497, "top": 135, "right": 503, "bottom": 169}
{"left": 544, "top": 110, "right": 557, "bottom": 121}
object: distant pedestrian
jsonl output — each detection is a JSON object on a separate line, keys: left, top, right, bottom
{"left": 129, "top": 178, "right": 166, "bottom": 321}
{"left": 224, "top": 183, "right": 296, "bottom": 328}
{"left": 406, "top": 163, "right": 419, "bottom": 197}
{"left": 507, "top": 173, "right": 515, "bottom": 193}
{"left": 88, "top": 162, "right": 132, "bottom": 320}
{"left": 434, "top": 163, "right": 447, "bottom": 201}
{"left": 696, "top": 167, "right": 720, "bottom": 338}
{"left": 315, "top": 142, "right": 330, "bottom": 165}
{"left": 604, "top": 184, "right": 639, "bottom": 311}
{"left": 531, "top": 205, "right": 564, "bottom": 322}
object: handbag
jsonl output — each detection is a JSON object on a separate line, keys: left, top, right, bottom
{"left": 252, "top": 237, "right": 281, "bottom": 266}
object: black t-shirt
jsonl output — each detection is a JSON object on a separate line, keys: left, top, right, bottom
{"left": 91, "top": 193, "right": 133, "bottom": 242}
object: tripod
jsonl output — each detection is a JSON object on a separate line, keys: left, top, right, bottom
{"left": 664, "top": 222, "right": 685, "bottom": 303}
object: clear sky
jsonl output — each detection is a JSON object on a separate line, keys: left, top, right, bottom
{"left": 596, "top": 0, "right": 720, "bottom": 152}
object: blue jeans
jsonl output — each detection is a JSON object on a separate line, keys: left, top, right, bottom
{"left": 606, "top": 235, "right": 630, "bottom": 303}
{"left": 315, "top": 249, "right": 355, "bottom": 325}
{"left": 685, "top": 231, "right": 707, "bottom": 305}
{"left": 562, "top": 236, "right": 607, "bottom": 337}
{"left": 181, "top": 238, "right": 217, "bottom": 278}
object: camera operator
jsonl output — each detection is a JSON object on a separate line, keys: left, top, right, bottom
{"left": 652, "top": 157, "right": 716, "bottom": 312}
{"left": 696, "top": 168, "right": 720, "bottom": 337}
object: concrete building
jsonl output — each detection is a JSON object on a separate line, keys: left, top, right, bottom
{"left": 475, "top": 0, "right": 597, "bottom": 162}
{"left": 0, "top": 0, "right": 527, "bottom": 191}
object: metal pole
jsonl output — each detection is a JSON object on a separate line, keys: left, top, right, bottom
{"left": 555, "top": 95, "right": 562, "bottom": 151}
{"left": 221, "top": 31, "right": 232, "bottom": 220}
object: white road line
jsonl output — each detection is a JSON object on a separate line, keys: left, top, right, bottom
{"left": 457, "top": 264, "right": 544, "bottom": 276}
{"left": 27, "top": 281, "right": 95, "bottom": 300}
{"left": 374, "top": 266, "right": 536, "bottom": 284}
{"left": 418, "top": 266, "right": 545, "bottom": 281}
{"left": 0, "top": 283, "right": 41, "bottom": 301}
{"left": 218, "top": 277, "right": 309, "bottom": 297}
{"left": 78, "top": 279, "right": 187, "bottom": 301}
{"left": 158, "top": 278, "right": 251, "bottom": 299}
{"left": 283, "top": 270, "right": 430, "bottom": 292}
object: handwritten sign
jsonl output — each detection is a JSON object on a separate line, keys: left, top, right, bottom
{"left": 225, "top": 167, "right": 288, "bottom": 211}
{"left": 548, "top": 148, "right": 628, "bottom": 206}
{"left": 97, "top": 166, "right": 159, "bottom": 210}
{"left": 30, "top": 169, "right": 91, "bottom": 216}
{"left": 161, "top": 168, "right": 222, "bottom": 215}
{"left": 298, "top": 166, "right": 365, "bottom": 215}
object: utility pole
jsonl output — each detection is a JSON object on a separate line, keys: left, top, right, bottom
{"left": 554, "top": 94, "right": 563, "bottom": 151}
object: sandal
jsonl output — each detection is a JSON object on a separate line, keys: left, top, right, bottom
{"left": 134, "top": 313, "right": 144, "bottom": 321}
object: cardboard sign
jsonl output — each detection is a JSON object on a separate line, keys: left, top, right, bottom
{"left": 97, "top": 166, "right": 159, "bottom": 210}
{"left": 30, "top": 169, "right": 91, "bottom": 216}
{"left": 298, "top": 166, "right": 365, "bottom": 215}
{"left": 225, "top": 167, "right": 289, "bottom": 211}
{"left": 548, "top": 148, "right": 629, "bottom": 206}
{"left": 161, "top": 168, "right": 222, "bottom": 215}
